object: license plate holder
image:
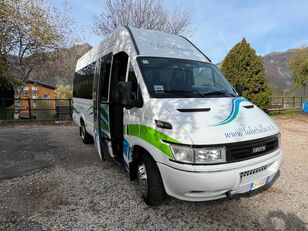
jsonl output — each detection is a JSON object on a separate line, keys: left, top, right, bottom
{"left": 249, "top": 176, "right": 270, "bottom": 192}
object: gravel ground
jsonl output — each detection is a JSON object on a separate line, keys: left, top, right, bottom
{"left": 0, "top": 115, "right": 307, "bottom": 231}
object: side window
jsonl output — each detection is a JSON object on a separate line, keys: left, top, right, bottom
{"left": 73, "top": 62, "right": 95, "bottom": 99}
{"left": 23, "top": 89, "right": 29, "bottom": 97}
{"left": 127, "top": 63, "right": 141, "bottom": 101}
{"left": 101, "top": 55, "right": 112, "bottom": 101}
{"left": 110, "top": 52, "right": 129, "bottom": 101}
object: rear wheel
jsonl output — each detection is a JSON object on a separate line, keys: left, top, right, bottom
{"left": 80, "top": 121, "right": 92, "bottom": 144}
{"left": 137, "top": 154, "right": 165, "bottom": 206}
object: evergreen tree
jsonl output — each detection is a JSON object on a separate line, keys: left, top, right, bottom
{"left": 221, "top": 38, "right": 271, "bottom": 109}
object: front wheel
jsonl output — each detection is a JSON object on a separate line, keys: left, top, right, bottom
{"left": 138, "top": 154, "right": 165, "bottom": 206}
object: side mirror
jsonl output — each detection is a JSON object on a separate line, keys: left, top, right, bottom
{"left": 235, "top": 83, "right": 243, "bottom": 96}
{"left": 118, "top": 81, "right": 143, "bottom": 109}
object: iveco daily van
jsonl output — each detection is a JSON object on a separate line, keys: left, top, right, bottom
{"left": 73, "top": 27, "right": 283, "bottom": 205}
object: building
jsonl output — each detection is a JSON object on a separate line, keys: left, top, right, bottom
{"left": 17, "top": 80, "right": 56, "bottom": 119}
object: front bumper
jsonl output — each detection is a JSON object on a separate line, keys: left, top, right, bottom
{"left": 158, "top": 149, "right": 283, "bottom": 201}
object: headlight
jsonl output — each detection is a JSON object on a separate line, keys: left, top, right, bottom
{"left": 169, "top": 145, "right": 226, "bottom": 164}
{"left": 194, "top": 147, "right": 226, "bottom": 164}
{"left": 169, "top": 145, "right": 194, "bottom": 163}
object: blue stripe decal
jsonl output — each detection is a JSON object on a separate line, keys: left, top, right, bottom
{"left": 101, "top": 108, "right": 109, "bottom": 122}
{"left": 265, "top": 176, "right": 270, "bottom": 184}
{"left": 212, "top": 97, "right": 249, "bottom": 126}
{"left": 123, "top": 139, "right": 130, "bottom": 157}
{"left": 249, "top": 183, "right": 254, "bottom": 192}
{"left": 88, "top": 106, "right": 93, "bottom": 116}
{"left": 101, "top": 116, "right": 108, "bottom": 124}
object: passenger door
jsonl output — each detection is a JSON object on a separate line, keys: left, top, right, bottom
{"left": 123, "top": 61, "right": 142, "bottom": 168}
{"left": 108, "top": 52, "right": 129, "bottom": 164}
{"left": 93, "top": 54, "right": 113, "bottom": 159}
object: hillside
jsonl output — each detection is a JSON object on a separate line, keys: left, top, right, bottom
{"left": 7, "top": 43, "right": 92, "bottom": 88}
{"left": 218, "top": 47, "right": 307, "bottom": 96}
{"left": 29, "top": 43, "right": 92, "bottom": 87}
{"left": 262, "top": 48, "right": 308, "bottom": 96}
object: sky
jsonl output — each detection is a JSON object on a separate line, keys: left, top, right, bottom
{"left": 52, "top": 0, "right": 308, "bottom": 63}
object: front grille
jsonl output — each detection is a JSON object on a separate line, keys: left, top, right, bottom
{"left": 240, "top": 165, "right": 267, "bottom": 178}
{"left": 226, "top": 135, "right": 279, "bottom": 162}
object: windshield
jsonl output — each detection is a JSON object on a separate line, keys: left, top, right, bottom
{"left": 137, "top": 57, "right": 236, "bottom": 98}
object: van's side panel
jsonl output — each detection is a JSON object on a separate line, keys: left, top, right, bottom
{"left": 72, "top": 98, "right": 94, "bottom": 136}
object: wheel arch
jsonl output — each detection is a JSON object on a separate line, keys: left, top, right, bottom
{"left": 80, "top": 116, "right": 85, "bottom": 125}
{"left": 129, "top": 144, "right": 157, "bottom": 181}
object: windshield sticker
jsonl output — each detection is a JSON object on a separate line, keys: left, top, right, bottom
{"left": 154, "top": 85, "right": 164, "bottom": 92}
{"left": 142, "top": 59, "right": 149, "bottom": 64}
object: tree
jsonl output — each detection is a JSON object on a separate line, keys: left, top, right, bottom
{"left": 54, "top": 85, "right": 73, "bottom": 99}
{"left": 93, "top": 0, "right": 192, "bottom": 37}
{"left": 0, "top": 0, "right": 76, "bottom": 90}
{"left": 0, "top": 1, "right": 16, "bottom": 89}
{"left": 288, "top": 48, "right": 308, "bottom": 100}
{"left": 221, "top": 38, "right": 271, "bottom": 110}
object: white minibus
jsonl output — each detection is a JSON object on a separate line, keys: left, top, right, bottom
{"left": 73, "top": 27, "right": 283, "bottom": 205}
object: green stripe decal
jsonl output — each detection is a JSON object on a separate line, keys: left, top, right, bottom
{"left": 127, "top": 124, "right": 179, "bottom": 159}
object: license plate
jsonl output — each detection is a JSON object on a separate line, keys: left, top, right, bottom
{"left": 249, "top": 178, "right": 268, "bottom": 192}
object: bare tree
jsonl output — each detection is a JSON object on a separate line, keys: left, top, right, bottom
{"left": 93, "top": 0, "right": 192, "bottom": 36}
{"left": 0, "top": 0, "right": 77, "bottom": 92}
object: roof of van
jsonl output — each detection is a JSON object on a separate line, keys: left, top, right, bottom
{"left": 76, "top": 27, "right": 210, "bottom": 71}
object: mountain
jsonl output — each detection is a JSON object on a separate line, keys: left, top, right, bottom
{"left": 218, "top": 47, "right": 308, "bottom": 96}
{"left": 262, "top": 48, "right": 308, "bottom": 96}
{"left": 7, "top": 43, "right": 92, "bottom": 88}
{"left": 29, "top": 43, "right": 92, "bottom": 87}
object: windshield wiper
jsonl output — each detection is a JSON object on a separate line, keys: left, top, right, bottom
{"left": 202, "top": 90, "right": 235, "bottom": 97}
{"left": 162, "top": 90, "right": 206, "bottom": 97}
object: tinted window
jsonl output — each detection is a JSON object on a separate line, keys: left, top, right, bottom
{"left": 73, "top": 62, "right": 95, "bottom": 99}
{"left": 109, "top": 52, "right": 129, "bottom": 102}
{"left": 101, "top": 56, "right": 112, "bottom": 101}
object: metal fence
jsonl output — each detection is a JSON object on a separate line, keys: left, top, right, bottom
{"left": 269, "top": 96, "right": 307, "bottom": 111}
{"left": 0, "top": 96, "right": 307, "bottom": 121}
{"left": 0, "top": 98, "right": 72, "bottom": 121}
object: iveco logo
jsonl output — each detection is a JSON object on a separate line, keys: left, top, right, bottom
{"left": 253, "top": 146, "right": 266, "bottom": 153}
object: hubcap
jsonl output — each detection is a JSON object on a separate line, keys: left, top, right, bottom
{"left": 138, "top": 163, "right": 148, "bottom": 197}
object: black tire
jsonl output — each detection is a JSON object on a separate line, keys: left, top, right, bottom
{"left": 138, "top": 154, "right": 165, "bottom": 206}
{"left": 80, "top": 121, "right": 92, "bottom": 144}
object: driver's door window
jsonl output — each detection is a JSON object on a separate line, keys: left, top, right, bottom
{"left": 127, "top": 63, "right": 142, "bottom": 101}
